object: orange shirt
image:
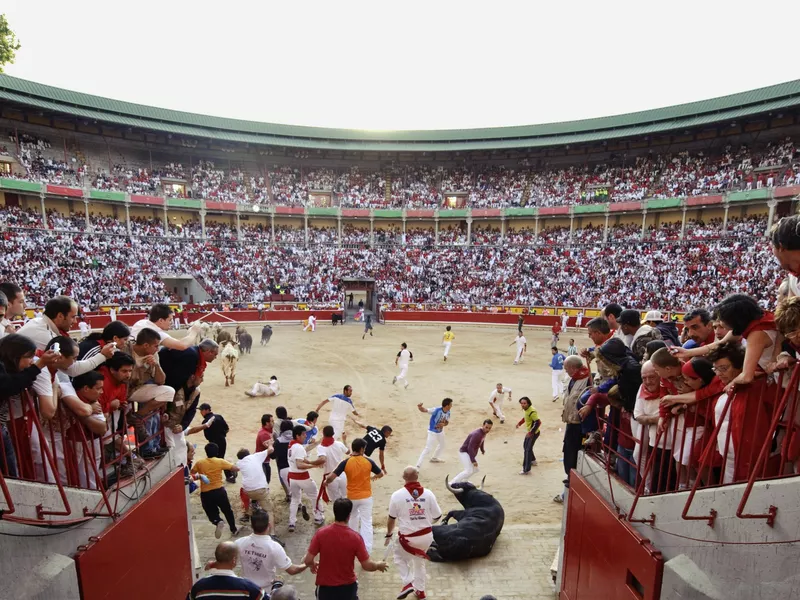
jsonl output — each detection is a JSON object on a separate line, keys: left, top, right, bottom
{"left": 333, "top": 455, "right": 381, "bottom": 500}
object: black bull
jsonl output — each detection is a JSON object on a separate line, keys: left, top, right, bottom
{"left": 426, "top": 476, "right": 505, "bottom": 562}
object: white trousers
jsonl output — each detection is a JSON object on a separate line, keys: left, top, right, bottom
{"left": 165, "top": 428, "right": 188, "bottom": 467}
{"left": 73, "top": 438, "right": 102, "bottom": 490}
{"left": 451, "top": 452, "right": 477, "bottom": 483}
{"left": 30, "top": 427, "right": 66, "bottom": 484}
{"left": 396, "top": 366, "right": 409, "bottom": 382}
{"left": 323, "top": 474, "right": 347, "bottom": 504}
{"left": 672, "top": 425, "right": 705, "bottom": 466}
{"left": 128, "top": 384, "right": 175, "bottom": 406}
{"left": 514, "top": 347, "right": 524, "bottom": 363}
{"left": 249, "top": 382, "right": 277, "bottom": 397}
{"left": 289, "top": 477, "right": 323, "bottom": 525}
{"left": 330, "top": 418, "right": 346, "bottom": 440}
{"left": 303, "top": 321, "right": 316, "bottom": 331}
{"left": 416, "top": 431, "right": 445, "bottom": 468}
{"left": 489, "top": 398, "right": 505, "bottom": 421}
{"left": 551, "top": 370, "right": 564, "bottom": 397}
{"left": 349, "top": 496, "right": 374, "bottom": 552}
{"left": 443, "top": 342, "right": 452, "bottom": 357}
{"left": 393, "top": 532, "right": 433, "bottom": 592}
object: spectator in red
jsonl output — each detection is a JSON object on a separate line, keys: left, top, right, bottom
{"left": 551, "top": 319, "right": 561, "bottom": 347}
{"left": 303, "top": 498, "right": 388, "bottom": 600}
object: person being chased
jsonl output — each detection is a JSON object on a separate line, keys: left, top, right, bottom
{"left": 245, "top": 375, "right": 281, "bottom": 398}
{"left": 451, "top": 419, "right": 493, "bottom": 484}
{"left": 393, "top": 342, "right": 413, "bottom": 389}
{"left": 316, "top": 385, "right": 360, "bottom": 440}
{"left": 303, "top": 313, "right": 317, "bottom": 332}
{"left": 362, "top": 313, "right": 374, "bottom": 340}
{"left": 349, "top": 419, "right": 392, "bottom": 474}
{"left": 287, "top": 425, "right": 325, "bottom": 531}
{"left": 191, "top": 442, "right": 241, "bottom": 539}
{"left": 441, "top": 326, "right": 455, "bottom": 362}
{"left": 415, "top": 398, "right": 452, "bottom": 468}
{"left": 303, "top": 498, "right": 388, "bottom": 600}
{"left": 488, "top": 383, "right": 512, "bottom": 424}
{"left": 385, "top": 466, "right": 443, "bottom": 600}
{"left": 510, "top": 332, "right": 527, "bottom": 364}
{"left": 516, "top": 397, "right": 542, "bottom": 475}
{"left": 549, "top": 347, "right": 566, "bottom": 402}
{"left": 326, "top": 437, "right": 383, "bottom": 552}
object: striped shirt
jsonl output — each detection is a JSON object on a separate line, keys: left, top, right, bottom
{"left": 187, "top": 570, "right": 263, "bottom": 599}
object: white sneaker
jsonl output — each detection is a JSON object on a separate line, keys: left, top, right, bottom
{"left": 214, "top": 521, "right": 225, "bottom": 539}
{"left": 404, "top": 381, "right": 409, "bottom": 389}
{"left": 429, "top": 458, "right": 444, "bottom": 463}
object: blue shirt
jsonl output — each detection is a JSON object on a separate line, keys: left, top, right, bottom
{"left": 428, "top": 407, "right": 451, "bottom": 433}
{"left": 550, "top": 353, "right": 566, "bottom": 371}
{"left": 683, "top": 339, "right": 698, "bottom": 349}
{"left": 188, "top": 571, "right": 263, "bottom": 600}
{"left": 296, "top": 418, "right": 318, "bottom": 444}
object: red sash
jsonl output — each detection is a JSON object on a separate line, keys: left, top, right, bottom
{"left": 316, "top": 474, "right": 331, "bottom": 508}
{"left": 398, "top": 527, "right": 433, "bottom": 559}
{"left": 287, "top": 471, "right": 310, "bottom": 481}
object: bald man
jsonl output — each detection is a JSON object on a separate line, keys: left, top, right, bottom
{"left": 385, "top": 466, "right": 442, "bottom": 600}
{"left": 189, "top": 541, "right": 263, "bottom": 599}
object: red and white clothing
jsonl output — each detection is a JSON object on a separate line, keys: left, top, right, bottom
{"left": 488, "top": 387, "right": 510, "bottom": 421}
{"left": 287, "top": 441, "right": 323, "bottom": 525}
{"left": 303, "top": 315, "right": 317, "bottom": 332}
{"left": 315, "top": 438, "right": 348, "bottom": 508}
{"left": 388, "top": 483, "right": 442, "bottom": 595}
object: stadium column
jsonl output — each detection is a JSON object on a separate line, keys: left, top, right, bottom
{"left": 369, "top": 214, "right": 374, "bottom": 248}
{"left": 722, "top": 201, "right": 729, "bottom": 233}
{"left": 766, "top": 199, "right": 778, "bottom": 238}
{"left": 337, "top": 214, "right": 342, "bottom": 248}
{"left": 124, "top": 201, "right": 131, "bottom": 236}
{"left": 534, "top": 216, "right": 540, "bottom": 240}
{"left": 163, "top": 205, "right": 169, "bottom": 236}
{"left": 434, "top": 215, "right": 439, "bottom": 246}
{"left": 500, "top": 215, "right": 506, "bottom": 242}
{"left": 603, "top": 211, "right": 609, "bottom": 243}
{"left": 236, "top": 210, "right": 242, "bottom": 241}
{"left": 402, "top": 211, "right": 407, "bottom": 241}
{"left": 466, "top": 216, "right": 472, "bottom": 246}
{"left": 199, "top": 209, "right": 207, "bottom": 240}
{"left": 304, "top": 214, "right": 309, "bottom": 248}
{"left": 640, "top": 209, "right": 647, "bottom": 241}
{"left": 83, "top": 199, "right": 91, "bottom": 231}
{"left": 270, "top": 211, "right": 275, "bottom": 245}
{"left": 680, "top": 205, "right": 687, "bottom": 240}
{"left": 39, "top": 192, "right": 48, "bottom": 230}
{"left": 569, "top": 213, "right": 575, "bottom": 243}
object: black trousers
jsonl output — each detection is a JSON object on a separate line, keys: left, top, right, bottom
{"left": 650, "top": 447, "right": 677, "bottom": 494}
{"left": 262, "top": 461, "right": 272, "bottom": 484}
{"left": 562, "top": 423, "right": 583, "bottom": 487}
{"left": 200, "top": 487, "right": 236, "bottom": 532}
{"left": 522, "top": 431, "right": 540, "bottom": 472}
{"left": 317, "top": 582, "right": 358, "bottom": 600}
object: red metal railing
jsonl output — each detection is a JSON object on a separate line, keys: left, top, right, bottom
{"left": 586, "top": 364, "right": 800, "bottom": 529}
{"left": 0, "top": 393, "right": 167, "bottom": 525}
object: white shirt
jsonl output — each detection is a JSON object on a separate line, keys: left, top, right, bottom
{"left": 714, "top": 393, "right": 732, "bottom": 460}
{"left": 129, "top": 318, "right": 169, "bottom": 343}
{"left": 287, "top": 443, "right": 308, "bottom": 474}
{"left": 515, "top": 335, "right": 527, "bottom": 349}
{"left": 398, "top": 349, "right": 411, "bottom": 367}
{"left": 236, "top": 450, "right": 270, "bottom": 492}
{"left": 17, "top": 316, "right": 60, "bottom": 350}
{"left": 388, "top": 487, "right": 442, "bottom": 534}
{"left": 267, "top": 380, "right": 281, "bottom": 395}
{"left": 78, "top": 322, "right": 91, "bottom": 335}
{"left": 316, "top": 440, "right": 348, "bottom": 473}
{"left": 234, "top": 534, "right": 292, "bottom": 588}
{"left": 488, "top": 387, "right": 511, "bottom": 403}
{"left": 308, "top": 315, "right": 316, "bottom": 324}
{"left": 633, "top": 385, "right": 671, "bottom": 449}
{"left": 329, "top": 395, "right": 355, "bottom": 422}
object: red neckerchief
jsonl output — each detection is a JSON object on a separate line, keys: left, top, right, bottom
{"left": 701, "top": 330, "right": 716, "bottom": 347}
{"left": 640, "top": 385, "right": 663, "bottom": 400}
{"left": 194, "top": 351, "right": 207, "bottom": 379}
{"left": 289, "top": 440, "right": 302, "bottom": 448}
{"left": 404, "top": 481, "right": 425, "bottom": 499}
{"left": 58, "top": 329, "right": 69, "bottom": 337}
{"left": 573, "top": 366, "right": 591, "bottom": 381}
{"left": 741, "top": 313, "right": 776, "bottom": 339}
{"left": 320, "top": 437, "right": 335, "bottom": 447}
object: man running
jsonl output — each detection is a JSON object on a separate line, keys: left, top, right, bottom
{"left": 309, "top": 427, "right": 350, "bottom": 512}
{"left": 287, "top": 425, "right": 324, "bottom": 532}
{"left": 245, "top": 375, "right": 281, "bottom": 398}
{"left": 451, "top": 420, "right": 493, "bottom": 484}
{"left": 549, "top": 347, "right": 566, "bottom": 402}
{"left": 362, "top": 313, "right": 374, "bottom": 340}
{"left": 303, "top": 313, "right": 317, "bottom": 332}
{"left": 385, "top": 466, "right": 442, "bottom": 600}
{"left": 510, "top": 332, "right": 527, "bottom": 364}
{"left": 415, "top": 398, "right": 452, "bottom": 469}
{"left": 488, "top": 383, "right": 512, "bottom": 424}
{"left": 351, "top": 421, "right": 392, "bottom": 475}
{"left": 442, "top": 326, "right": 455, "bottom": 362}
{"left": 393, "top": 342, "right": 413, "bottom": 389}
{"left": 316, "top": 385, "right": 360, "bottom": 440}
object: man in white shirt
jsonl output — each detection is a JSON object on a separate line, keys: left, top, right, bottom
{"left": 235, "top": 510, "right": 306, "bottom": 592}
{"left": 316, "top": 385, "right": 360, "bottom": 439}
{"left": 246, "top": 375, "right": 281, "bottom": 398}
{"left": 287, "top": 425, "right": 324, "bottom": 531}
{"left": 309, "top": 426, "right": 350, "bottom": 509}
{"left": 633, "top": 361, "right": 672, "bottom": 494}
{"left": 236, "top": 445, "right": 274, "bottom": 533}
{"left": 393, "top": 343, "right": 413, "bottom": 389}
{"left": 78, "top": 318, "right": 91, "bottom": 338}
{"left": 303, "top": 313, "right": 316, "bottom": 332}
{"left": 509, "top": 333, "right": 527, "bottom": 365}
{"left": 0, "top": 282, "right": 25, "bottom": 337}
{"left": 129, "top": 303, "right": 192, "bottom": 351}
{"left": 488, "top": 383, "right": 512, "bottom": 424}
{"left": 108, "top": 306, "right": 116, "bottom": 322}
{"left": 385, "top": 466, "right": 442, "bottom": 600}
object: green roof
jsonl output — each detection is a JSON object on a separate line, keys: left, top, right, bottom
{"left": 1, "top": 75, "right": 798, "bottom": 151}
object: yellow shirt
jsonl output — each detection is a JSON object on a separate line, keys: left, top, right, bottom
{"left": 191, "top": 457, "right": 234, "bottom": 492}
{"left": 443, "top": 331, "right": 455, "bottom": 342}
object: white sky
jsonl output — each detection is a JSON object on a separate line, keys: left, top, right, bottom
{"left": 3, "top": 1, "right": 798, "bottom": 131}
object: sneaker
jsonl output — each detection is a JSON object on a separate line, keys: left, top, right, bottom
{"left": 414, "top": 591, "right": 426, "bottom": 599}
{"left": 404, "top": 381, "right": 409, "bottom": 389}
{"left": 314, "top": 518, "right": 325, "bottom": 526}
{"left": 288, "top": 524, "right": 296, "bottom": 533}
{"left": 553, "top": 494, "right": 564, "bottom": 504}
{"left": 301, "top": 505, "right": 310, "bottom": 521}
{"left": 397, "top": 584, "right": 414, "bottom": 599}
{"left": 500, "top": 419, "right": 505, "bottom": 424}
{"left": 531, "top": 461, "right": 538, "bottom": 467}
{"left": 239, "top": 515, "right": 250, "bottom": 524}
{"left": 552, "top": 396, "right": 559, "bottom": 402}
{"left": 392, "top": 376, "right": 397, "bottom": 385}
{"left": 429, "top": 458, "right": 444, "bottom": 463}
{"left": 244, "top": 391, "right": 256, "bottom": 397}
{"left": 270, "top": 535, "right": 285, "bottom": 547}
{"left": 513, "top": 361, "right": 518, "bottom": 365}
{"left": 231, "top": 528, "right": 240, "bottom": 537}
{"left": 519, "top": 470, "right": 531, "bottom": 475}
{"left": 214, "top": 521, "right": 225, "bottom": 539}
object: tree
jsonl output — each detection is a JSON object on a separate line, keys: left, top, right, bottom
{"left": 0, "top": 14, "right": 21, "bottom": 73}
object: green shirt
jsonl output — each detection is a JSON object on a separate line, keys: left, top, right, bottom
{"left": 521, "top": 405, "right": 540, "bottom": 433}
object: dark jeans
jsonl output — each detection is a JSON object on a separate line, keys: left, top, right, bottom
{"left": 1, "top": 424, "right": 18, "bottom": 478}
{"left": 317, "top": 582, "right": 358, "bottom": 600}
{"left": 650, "top": 447, "right": 677, "bottom": 493}
{"left": 522, "top": 431, "right": 540, "bottom": 472}
{"left": 212, "top": 439, "right": 235, "bottom": 481}
{"left": 562, "top": 424, "right": 583, "bottom": 487}
{"left": 262, "top": 461, "right": 271, "bottom": 485}
{"left": 200, "top": 487, "right": 236, "bottom": 532}
{"left": 616, "top": 445, "right": 636, "bottom": 487}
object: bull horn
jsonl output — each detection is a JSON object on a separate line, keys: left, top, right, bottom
{"left": 445, "top": 475, "right": 463, "bottom": 495}
{"left": 479, "top": 476, "right": 486, "bottom": 491}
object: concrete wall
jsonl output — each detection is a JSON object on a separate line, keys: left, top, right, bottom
{"left": 162, "top": 276, "right": 209, "bottom": 303}
{"left": 573, "top": 454, "right": 800, "bottom": 599}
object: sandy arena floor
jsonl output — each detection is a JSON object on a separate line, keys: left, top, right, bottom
{"left": 183, "top": 321, "right": 576, "bottom": 598}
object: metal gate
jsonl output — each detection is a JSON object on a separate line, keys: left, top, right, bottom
{"left": 561, "top": 472, "right": 664, "bottom": 600}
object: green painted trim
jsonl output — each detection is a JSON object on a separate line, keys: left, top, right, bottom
{"left": 439, "top": 209, "right": 468, "bottom": 218}
{"left": 89, "top": 189, "right": 125, "bottom": 202}
{"left": 573, "top": 203, "right": 607, "bottom": 214}
{"left": 728, "top": 189, "right": 771, "bottom": 202}
{"left": 504, "top": 207, "right": 537, "bottom": 217}
{"left": 167, "top": 198, "right": 202, "bottom": 209}
{"left": 0, "top": 178, "right": 41, "bottom": 193}
{"left": 646, "top": 197, "right": 682, "bottom": 210}
{"left": 307, "top": 207, "right": 340, "bottom": 216}
{"left": 373, "top": 209, "right": 403, "bottom": 218}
